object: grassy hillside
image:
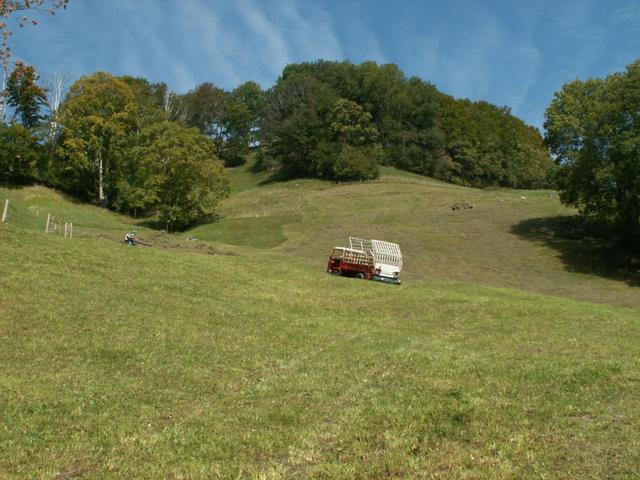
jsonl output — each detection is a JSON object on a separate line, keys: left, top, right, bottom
{"left": 0, "top": 185, "right": 131, "bottom": 234}
{"left": 191, "top": 164, "right": 640, "bottom": 309}
{"left": 1, "top": 174, "right": 639, "bottom": 478}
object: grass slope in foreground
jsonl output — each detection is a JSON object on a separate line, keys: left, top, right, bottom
{"left": 1, "top": 220, "right": 640, "bottom": 478}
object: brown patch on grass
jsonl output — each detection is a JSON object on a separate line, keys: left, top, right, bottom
{"left": 53, "top": 461, "right": 87, "bottom": 480}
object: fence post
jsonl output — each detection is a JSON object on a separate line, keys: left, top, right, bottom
{"left": 45, "top": 213, "right": 51, "bottom": 233}
{"left": 64, "top": 222, "right": 68, "bottom": 238}
{"left": 70, "top": 223, "right": 73, "bottom": 239}
{"left": 1, "top": 199, "right": 8, "bottom": 223}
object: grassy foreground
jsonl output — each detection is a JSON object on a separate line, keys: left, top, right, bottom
{"left": 1, "top": 171, "right": 639, "bottom": 478}
{"left": 2, "top": 223, "right": 640, "bottom": 478}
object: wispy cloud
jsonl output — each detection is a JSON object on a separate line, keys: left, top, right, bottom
{"left": 438, "top": 11, "right": 505, "bottom": 100}
{"left": 339, "top": 15, "right": 387, "bottom": 64}
{"left": 178, "top": 0, "right": 245, "bottom": 88}
{"left": 277, "top": 0, "right": 343, "bottom": 61}
{"left": 232, "top": 0, "right": 345, "bottom": 83}
{"left": 236, "top": 0, "right": 290, "bottom": 84}
{"left": 235, "top": 0, "right": 291, "bottom": 79}
{"left": 8, "top": 0, "right": 637, "bottom": 128}
{"left": 402, "top": 6, "right": 543, "bottom": 123}
{"left": 501, "top": 40, "right": 542, "bottom": 115}
{"left": 139, "top": 0, "right": 348, "bottom": 92}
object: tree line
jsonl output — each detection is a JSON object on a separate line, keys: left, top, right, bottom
{"left": 4, "top": 56, "right": 637, "bottom": 250}
{"left": 1, "top": 69, "right": 231, "bottom": 231}
{"left": 0, "top": 59, "right": 556, "bottom": 232}
{"left": 257, "top": 60, "right": 555, "bottom": 188}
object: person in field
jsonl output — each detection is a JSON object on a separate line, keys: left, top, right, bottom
{"left": 124, "top": 231, "right": 137, "bottom": 246}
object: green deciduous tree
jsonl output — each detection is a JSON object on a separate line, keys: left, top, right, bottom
{"left": 280, "top": 61, "right": 442, "bottom": 174}
{"left": 129, "top": 122, "right": 229, "bottom": 231}
{"left": 56, "top": 72, "right": 137, "bottom": 203}
{"left": 0, "top": 122, "right": 42, "bottom": 183}
{"left": 180, "top": 82, "right": 227, "bottom": 155}
{"left": 0, "top": 1, "right": 68, "bottom": 122}
{"left": 331, "top": 144, "right": 379, "bottom": 181}
{"left": 5, "top": 61, "right": 46, "bottom": 128}
{"left": 262, "top": 73, "right": 338, "bottom": 178}
{"left": 260, "top": 60, "right": 552, "bottom": 187}
{"left": 384, "top": 77, "right": 443, "bottom": 176}
{"left": 219, "top": 94, "right": 252, "bottom": 167}
{"left": 545, "top": 59, "right": 640, "bottom": 251}
{"left": 230, "top": 80, "right": 265, "bottom": 147}
{"left": 179, "top": 81, "right": 266, "bottom": 167}
{"left": 328, "top": 98, "right": 379, "bottom": 180}
{"left": 439, "top": 95, "right": 553, "bottom": 188}
{"left": 119, "top": 76, "right": 167, "bottom": 131}
{"left": 330, "top": 98, "right": 377, "bottom": 145}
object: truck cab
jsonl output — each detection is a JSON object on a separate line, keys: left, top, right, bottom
{"left": 327, "top": 247, "right": 374, "bottom": 279}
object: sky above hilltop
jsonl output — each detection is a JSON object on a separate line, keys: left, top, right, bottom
{"left": 9, "top": 0, "right": 640, "bottom": 129}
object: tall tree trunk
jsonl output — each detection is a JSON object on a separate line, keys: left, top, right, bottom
{"left": 44, "top": 71, "right": 69, "bottom": 144}
{"left": 97, "top": 149, "right": 105, "bottom": 202}
{"left": 0, "top": 61, "right": 8, "bottom": 123}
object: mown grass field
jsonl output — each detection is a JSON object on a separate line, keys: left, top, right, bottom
{"left": 1, "top": 167, "right": 639, "bottom": 479}
{"left": 196, "top": 163, "right": 639, "bottom": 308}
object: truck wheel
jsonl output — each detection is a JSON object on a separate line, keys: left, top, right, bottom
{"left": 331, "top": 269, "right": 341, "bottom": 276}
{"left": 355, "top": 273, "right": 365, "bottom": 279}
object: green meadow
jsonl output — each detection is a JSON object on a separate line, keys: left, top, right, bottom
{"left": 1, "top": 166, "right": 639, "bottom": 478}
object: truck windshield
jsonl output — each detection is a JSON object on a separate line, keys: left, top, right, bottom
{"left": 330, "top": 249, "right": 344, "bottom": 260}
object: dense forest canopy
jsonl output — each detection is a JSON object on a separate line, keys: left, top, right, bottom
{"left": 258, "top": 60, "right": 554, "bottom": 187}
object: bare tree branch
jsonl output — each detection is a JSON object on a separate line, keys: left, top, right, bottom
{"left": 41, "top": 69, "right": 69, "bottom": 140}
{"left": 0, "top": 1, "right": 69, "bottom": 67}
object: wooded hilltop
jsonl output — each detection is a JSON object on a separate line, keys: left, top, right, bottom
{"left": 1, "top": 60, "right": 555, "bottom": 227}
{"left": 1, "top": 56, "right": 639, "bottom": 254}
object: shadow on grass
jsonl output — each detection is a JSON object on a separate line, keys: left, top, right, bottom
{"left": 0, "top": 182, "right": 87, "bottom": 206}
{"left": 136, "top": 218, "right": 165, "bottom": 230}
{"left": 511, "top": 215, "right": 640, "bottom": 287}
{"left": 0, "top": 182, "right": 27, "bottom": 190}
{"left": 136, "top": 214, "right": 224, "bottom": 233}
{"left": 257, "top": 171, "right": 291, "bottom": 187}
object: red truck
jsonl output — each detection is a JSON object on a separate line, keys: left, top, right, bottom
{"left": 327, "top": 237, "right": 403, "bottom": 284}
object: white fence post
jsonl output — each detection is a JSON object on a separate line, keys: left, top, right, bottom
{"left": 1, "top": 199, "right": 8, "bottom": 223}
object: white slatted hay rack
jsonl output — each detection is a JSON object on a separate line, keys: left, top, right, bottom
{"left": 348, "top": 237, "right": 403, "bottom": 276}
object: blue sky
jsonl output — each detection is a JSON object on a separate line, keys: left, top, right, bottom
{"left": 9, "top": 0, "right": 640, "bottom": 129}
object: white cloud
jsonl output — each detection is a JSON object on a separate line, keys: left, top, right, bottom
{"left": 439, "top": 11, "right": 505, "bottom": 100}
{"left": 176, "top": 0, "right": 245, "bottom": 88}
{"left": 342, "top": 16, "right": 388, "bottom": 64}
{"left": 276, "top": 0, "right": 343, "bottom": 61}
{"left": 503, "top": 40, "right": 542, "bottom": 115}
{"left": 235, "top": 0, "right": 291, "bottom": 77}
